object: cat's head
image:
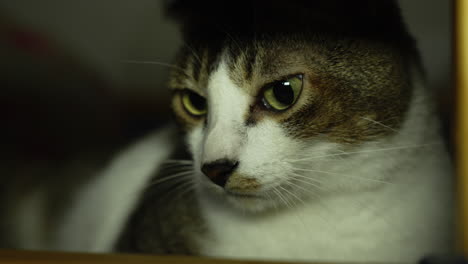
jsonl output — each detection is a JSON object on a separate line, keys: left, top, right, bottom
{"left": 167, "top": 0, "right": 420, "bottom": 212}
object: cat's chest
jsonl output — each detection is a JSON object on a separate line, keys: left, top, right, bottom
{"left": 196, "top": 193, "right": 390, "bottom": 262}
{"left": 194, "top": 181, "right": 451, "bottom": 263}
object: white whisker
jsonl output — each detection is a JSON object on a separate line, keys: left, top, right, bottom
{"left": 291, "top": 167, "right": 394, "bottom": 185}
{"left": 289, "top": 172, "right": 325, "bottom": 185}
{"left": 277, "top": 186, "right": 313, "bottom": 232}
{"left": 278, "top": 185, "right": 305, "bottom": 207}
{"left": 360, "top": 116, "right": 398, "bottom": 132}
{"left": 285, "top": 142, "right": 441, "bottom": 162}
{"left": 283, "top": 180, "right": 332, "bottom": 226}
{"left": 284, "top": 179, "right": 323, "bottom": 199}
{"left": 161, "top": 165, "right": 193, "bottom": 171}
{"left": 164, "top": 159, "right": 194, "bottom": 165}
{"left": 288, "top": 175, "right": 325, "bottom": 191}
{"left": 121, "top": 59, "right": 188, "bottom": 74}
{"left": 272, "top": 188, "right": 290, "bottom": 210}
{"left": 167, "top": 180, "right": 197, "bottom": 202}
{"left": 148, "top": 170, "right": 193, "bottom": 187}
{"left": 264, "top": 191, "right": 279, "bottom": 212}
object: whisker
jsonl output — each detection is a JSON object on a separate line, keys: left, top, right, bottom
{"left": 272, "top": 188, "right": 291, "bottom": 210}
{"left": 285, "top": 179, "right": 323, "bottom": 198}
{"left": 121, "top": 59, "right": 189, "bottom": 75}
{"left": 164, "top": 179, "right": 197, "bottom": 203}
{"left": 288, "top": 178, "right": 391, "bottom": 230}
{"left": 291, "top": 167, "right": 394, "bottom": 185}
{"left": 283, "top": 180, "right": 332, "bottom": 225}
{"left": 277, "top": 186, "right": 312, "bottom": 232}
{"left": 278, "top": 185, "right": 305, "bottom": 207}
{"left": 289, "top": 172, "right": 325, "bottom": 185}
{"left": 143, "top": 171, "right": 190, "bottom": 193}
{"left": 162, "top": 160, "right": 193, "bottom": 167}
{"left": 159, "top": 163, "right": 193, "bottom": 173}
{"left": 360, "top": 116, "right": 398, "bottom": 132}
{"left": 161, "top": 163, "right": 193, "bottom": 167}
{"left": 285, "top": 142, "right": 441, "bottom": 162}
{"left": 288, "top": 175, "right": 326, "bottom": 191}
{"left": 148, "top": 170, "right": 193, "bottom": 187}
{"left": 264, "top": 191, "right": 279, "bottom": 212}
{"left": 163, "top": 159, "right": 194, "bottom": 165}
{"left": 285, "top": 156, "right": 341, "bottom": 163}
{"left": 161, "top": 162, "right": 193, "bottom": 168}
{"left": 275, "top": 187, "right": 296, "bottom": 210}
{"left": 174, "top": 184, "right": 197, "bottom": 202}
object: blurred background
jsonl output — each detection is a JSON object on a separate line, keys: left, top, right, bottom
{"left": 0, "top": 0, "right": 452, "bottom": 248}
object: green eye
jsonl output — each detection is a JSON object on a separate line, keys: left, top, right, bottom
{"left": 181, "top": 90, "right": 207, "bottom": 116}
{"left": 262, "top": 75, "right": 303, "bottom": 111}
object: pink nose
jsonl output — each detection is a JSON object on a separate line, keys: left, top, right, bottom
{"left": 201, "top": 160, "right": 238, "bottom": 187}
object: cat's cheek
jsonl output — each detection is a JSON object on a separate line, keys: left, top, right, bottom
{"left": 238, "top": 119, "right": 303, "bottom": 186}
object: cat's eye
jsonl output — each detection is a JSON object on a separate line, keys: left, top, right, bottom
{"left": 262, "top": 75, "right": 303, "bottom": 111}
{"left": 181, "top": 90, "right": 207, "bottom": 116}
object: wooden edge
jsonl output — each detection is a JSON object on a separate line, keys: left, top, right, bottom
{"left": 0, "top": 250, "right": 402, "bottom": 264}
{"left": 455, "top": 0, "right": 468, "bottom": 256}
{"left": 0, "top": 250, "right": 329, "bottom": 264}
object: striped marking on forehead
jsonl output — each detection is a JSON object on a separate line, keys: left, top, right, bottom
{"left": 225, "top": 44, "right": 258, "bottom": 86}
{"left": 170, "top": 42, "right": 265, "bottom": 93}
{"left": 168, "top": 45, "right": 223, "bottom": 94}
{"left": 195, "top": 46, "right": 259, "bottom": 95}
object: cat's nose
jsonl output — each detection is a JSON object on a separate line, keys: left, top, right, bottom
{"left": 201, "top": 160, "right": 239, "bottom": 188}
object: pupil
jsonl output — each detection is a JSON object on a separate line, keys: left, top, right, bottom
{"left": 189, "top": 92, "right": 206, "bottom": 110}
{"left": 273, "top": 82, "right": 294, "bottom": 105}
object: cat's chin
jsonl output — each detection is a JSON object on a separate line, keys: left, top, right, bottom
{"left": 199, "top": 183, "right": 276, "bottom": 213}
{"left": 225, "top": 193, "right": 274, "bottom": 213}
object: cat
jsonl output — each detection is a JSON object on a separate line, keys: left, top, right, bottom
{"left": 114, "top": 0, "right": 454, "bottom": 262}
{"left": 6, "top": 0, "right": 454, "bottom": 263}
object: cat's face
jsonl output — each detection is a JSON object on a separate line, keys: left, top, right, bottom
{"left": 169, "top": 36, "right": 412, "bottom": 212}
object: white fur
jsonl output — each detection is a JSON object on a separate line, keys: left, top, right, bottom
{"left": 201, "top": 64, "right": 250, "bottom": 164}
{"left": 50, "top": 125, "right": 176, "bottom": 252}
{"left": 186, "top": 60, "right": 453, "bottom": 262}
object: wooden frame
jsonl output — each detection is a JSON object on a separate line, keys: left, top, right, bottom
{"left": 0, "top": 250, "right": 309, "bottom": 264}
{"left": 455, "top": 0, "right": 468, "bottom": 256}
